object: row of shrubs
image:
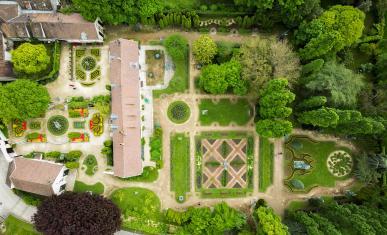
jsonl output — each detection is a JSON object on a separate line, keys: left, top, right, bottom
{"left": 39, "top": 42, "right": 61, "bottom": 85}
{"left": 44, "top": 150, "right": 83, "bottom": 169}
{"left": 150, "top": 127, "right": 163, "bottom": 169}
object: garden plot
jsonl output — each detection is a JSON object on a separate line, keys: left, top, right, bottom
{"left": 284, "top": 135, "right": 353, "bottom": 192}
{"left": 145, "top": 50, "right": 165, "bottom": 86}
{"left": 202, "top": 139, "right": 248, "bottom": 189}
{"left": 74, "top": 47, "right": 102, "bottom": 86}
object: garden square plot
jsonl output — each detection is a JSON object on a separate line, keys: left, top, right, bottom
{"left": 74, "top": 46, "right": 102, "bottom": 86}
{"left": 145, "top": 50, "right": 165, "bottom": 86}
{"left": 201, "top": 138, "right": 248, "bottom": 189}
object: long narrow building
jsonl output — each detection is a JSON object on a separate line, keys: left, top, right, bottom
{"left": 109, "top": 39, "right": 143, "bottom": 178}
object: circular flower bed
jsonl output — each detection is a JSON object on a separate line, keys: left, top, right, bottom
{"left": 167, "top": 101, "right": 191, "bottom": 124}
{"left": 81, "top": 56, "right": 96, "bottom": 71}
{"left": 47, "top": 115, "right": 69, "bottom": 136}
{"left": 327, "top": 151, "right": 353, "bottom": 177}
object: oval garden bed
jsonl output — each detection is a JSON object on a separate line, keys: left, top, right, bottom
{"left": 327, "top": 151, "right": 353, "bottom": 177}
{"left": 47, "top": 115, "right": 69, "bottom": 136}
{"left": 167, "top": 101, "right": 191, "bottom": 124}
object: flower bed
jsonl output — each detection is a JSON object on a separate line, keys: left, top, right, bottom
{"left": 69, "top": 108, "right": 89, "bottom": 118}
{"left": 167, "top": 101, "right": 191, "bottom": 124}
{"left": 26, "top": 132, "right": 46, "bottom": 143}
{"left": 90, "top": 113, "right": 104, "bottom": 136}
{"left": 73, "top": 121, "right": 85, "bottom": 129}
{"left": 13, "top": 119, "right": 27, "bottom": 137}
{"left": 68, "top": 132, "right": 89, "bottom": 142}
{"left": 90, "top": 48, "right": 100, "bottom": 58}
{"left": 76, "top": 69, "right": 86, "bottom": 80}
{"left": 81, "top": 56, "right": 97, "bottom": 71}
{"left": 75, "top": 48, "right": 86, "bottom": 58}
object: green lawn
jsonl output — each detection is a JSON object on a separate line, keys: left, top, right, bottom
{"left": 110, "top": 187, "right": 167, "bottom": 234}
{"left": 199, "top": 99, "right": 253, "bottom": 126}
{"left": 4, "top": 214, "right": 40, "bottom": 235}
{"left": 259, "top": 137, "right": 274, "bottom": 192}
{"left": 153, "top": 46, "right": 189, "bottom": 98}
{"left": 83, "top": 154, "right": 97, "bottom": 176}
{"left": 121, "top": 166, "right": 159, "bottom": 182}
{"left": 170, "top": 133, "right": 190, "bottom": 202}
{"left": 284, "top": 136, "right": 352, "bottom": 192}
{"left": 73, "top": 181, "right": 104, "bottom": 195}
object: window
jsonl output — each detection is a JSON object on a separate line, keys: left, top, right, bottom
{"left": 63, "top": 169, "right": 69, "bottom": 176}
{"left": 59, "top": 184, "right": 66, "bottom": 192}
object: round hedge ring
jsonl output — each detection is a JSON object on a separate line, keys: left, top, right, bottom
{"left": 167, "top": 101, "right": 191, "bottom": 124}
{"left": 327, "top": 150, "right": 353, "bottom": 177}
{"left": 81, "top": 56, "right": 97, "bottom": 71}
{"left": 47, "top": 115, "right": 69, "bottom": 136}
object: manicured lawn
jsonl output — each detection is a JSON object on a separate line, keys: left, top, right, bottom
{"left": 153, "top": 46, "right": 189, "bottom": 98}
{"left": 4, "top": 214, "right": 40, "bottom": 235}
{"left": 83, "top": 154, "right": 97, "bottom": 176}
{"left": 284, "top": 136, "right": 353, "bottom": 192}
{"left": 170, "top": 133, "right": 190, "bottom": 202}
{"left": 73, "top": 181, "right": 104, "bottom": 195}
{"left": 110, "top": 187, "right": 167, "bottom": 234}
{"left": 259, "top": 137, "right": 274, "bottom": 192}
{"left": 199, "top": 99, "right": 253, "bottom": 126}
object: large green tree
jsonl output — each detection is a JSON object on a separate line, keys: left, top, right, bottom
{"left": 256, "top": 78, "right": 295, "bottom": 138}
{"left": 72, "top": 0, "right": 137, "bottom": 25}
{"left": 238, "top": 37, "right": 300, "bottom": 94}
{"left": 192, "top": 35, "right": 218, "bottom": 64}
{"left": 136, "top": 0, "right": 164, "bottom": 19}
{"left": 298, "top": 107, "right": 339, "bottom": 127}
{"left": 11, "top": 43, "right": 50, "bottom": 76}
{"left": 0, "top": 80, "right": 50, "bottom": 122}
{"left": 304, "top": 61, "right": 364, "bottom": 108}
{"left": 254, "top": 206, "right": 289, "bottom": 235}
{"left": 199, "top": 59, "right": 247, "bottom": 95}
{"left": 296, "top": 5, "right": 365, "bottom": 60}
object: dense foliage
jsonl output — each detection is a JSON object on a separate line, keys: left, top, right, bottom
{"left": 0, "top": 80, "right": 50, "bottom": 122}
{"left": 256, "top": 78, "right": 295, "bottom": 138}
{"left": 192, "top": 35, "right": 218, "bottom": 64}
{"left": 11, "top": 43, "right": 50, "bottom": 76}
{"left": 33, "top": 192, "right": 121, "bottom": 235}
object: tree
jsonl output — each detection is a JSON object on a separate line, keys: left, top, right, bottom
{"left": 11, "top": 43, "right": 50, "bottom": 76}
{"left": 198, "top": 64, "right": 228, "bottom": 94}
{"left": 298, "top": 107, "right": 339, "bottom": 128}
{"left": 73, "top": 0, "right": 137, "bottom": 25}
{"left": 199, "top": 59, "right": 246, "bottom": 95}
{"left": 234, "top": 0, "right": 274, "bottom": 10}
{"left": 279, "top": 0, "right": 323, "bottom": 27}
{"left": 164, "top": 34, "right": 188, "bottom": 61}
{"left": 296, "top": 5, "right": 365, "bottom": 60}
{"left": 210, "top": 202, "right": 246, "bottom": 234}
{"left": 256, "top": 119, "right": 293, "bottom": 138}
{"left": 33, "top": 192, "right": 121, "bottom": 235}
{"left": 238, "top": 37, "right": 300, "bottom": 94}
{"left": 192, "top": 35, "right": 218, "bottom": 64}
{"left": 298, "top": 96, "right": 327, "bottom": 110}
{"left": 256, "top": 78, "right": 295, "bottom": 138}
{"left": 0, "top": 80, "right": 50, "bottom": 122}
{"left": 254, "top": 206, "right": 289, "bottom": 235}
{"left": 304, "top": 61, "right": 364, "bottom": 108}
{"left": 137, "top": 0, "right": 164, "bottom": 20}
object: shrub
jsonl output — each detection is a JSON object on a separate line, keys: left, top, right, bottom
{"left": 26, "top": 132, "right": 40, "bottom": 140}
{"left": 11, "top": 43, "right": 50, "bottom": 76}
{"left": 102, "top": 140, "right": 113, "bottom": 166}
{"left": 29, "top": 121, "right": 41, "bottom": 130}
{"left": 69, "top": 110, "right": 81, "bottom": 118}
{"left": 164, "top": 34, "right": 188, "bottom": 61}
{"left": 13, "top": 189, "right": 42, "bottom": 206}
{"left": 68, "top": 132, "right": 81, "bottom": 139}
{"left": 66, "top": 150, "right": 82, "bottom": 161}
{"left": 76, "top": 69, "right": 86, "bottom": 80}
{"left": 81, "top": 56, "right": 97, "bottom": 71}
{"left": 290, "top": 179, "right": 305, "bottom": 189}
{"left": 167, "top": 101, "right": 190, "bottom": 124}
{"left": 90, "top": 67, "right": 101, "bottom": 80}
{"left": 65, "top": 161, "right": 80, "bottom": 169}
{"left": 76, "top": 49, "right": 86, "bottom": 58}
{"left": 45, "top": 151, "right": 61, "bottom": 160}
{"left": 90, "top": 48, "right": 100, "bottom": 58}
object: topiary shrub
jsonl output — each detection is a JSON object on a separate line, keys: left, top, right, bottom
{"left": 81, "top": 56, "right": 97, "bottom": 71}
{"left": 290, "top": 179, "right": 305, "bottom": 189}
{"left": 167, "top": 101, "right": 191, "bottom": 124}
{"left": 47, "top": 115, "right": 69, "bottom": 136}
{"left": 65, "top": 161, "right": 80, "bottom": 169}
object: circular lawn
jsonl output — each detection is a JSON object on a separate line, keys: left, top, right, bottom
{"left": 167, "top": 101, "right": 191, "bottom": 124}
{"left": 47, "top": 115, "right": 69, "bottom": 136}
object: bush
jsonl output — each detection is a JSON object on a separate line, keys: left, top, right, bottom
{"left": 45, "top": 151, "right": 62, "bottom": 160}
{"left": 150, "top": 127, "right": 163, "bottom": 168}
{"left": 68, "top": 132, "right": 81, "bottom": 139}
{"left": 164, "top": 34, "right": 188, "bottom": 61}
{"left": 13, "top": 189, "right": 42, "bottom": 206}
{"left": 65, "top": 161, "right": 80, "bottom": 169}
{"left": 66, "top": 150, "right": 82, "bottom": 161}
{"left": 29, "top": 121, "right": 41, "bottom": 130}
{"left": 167, "top": 101, "right": 190, "bottom": 124}
{"left": 102, "top": 140, "right": 113, "bottom": 166}
{"left": 290, "top": 179, "right": 305, "bottom": 189}
{"left": 76, "top": 69, "right": 86, "bottom": 80}
{"left": 26, "top": 132, "right": 40, "bottom": 140}
{"left": 69, "top": 110, "right": 81, "bottom": 118}
{"left": 11, "top": 43, "right": 50, "bottom": 76}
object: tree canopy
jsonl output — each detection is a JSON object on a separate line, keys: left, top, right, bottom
{"left": 11, "top": 43, "right": 50, "bottom": 76}
{"left": 254, "top": 206, "right": 289, "bottom": 235}
{"left": 192, "top": 35, "right": 218, "bottom": 64}
{"left": 164, "top": 34, "right": 188, "bottom": 61}
{"left": 237, "top": 37, "right": 300, "bottom": 94}
{"left": 0, "top": 80, "right": 50, "bottom": 123}
{"left": 33, "top": 192, "right": 121, "bottom": 235}
{"left": 296, "top": 5, "right": 365, "bottom": 60}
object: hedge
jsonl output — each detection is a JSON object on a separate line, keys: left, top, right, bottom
{"left": 38, "top": 41, "right": 61, "bottom": 85}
